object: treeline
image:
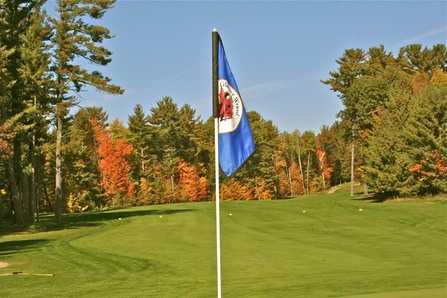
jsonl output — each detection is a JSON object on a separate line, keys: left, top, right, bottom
{"left": 1, "top": 1, "right": 446, "bottom": 226}
{"left": 46, "top": 98, "right": 341, "bottom": 211}
{"left": 0, "top": 87, "right": 344, "bottom": 224}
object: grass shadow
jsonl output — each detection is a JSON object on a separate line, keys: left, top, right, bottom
{"left": 353, "top": 192, "right": 394, "bottom": 203}
{"left": 0, "top": 239, "right": 50, "bottom": 256}
{"left": 1, "top": 208, "right": 195, "bottom": 236}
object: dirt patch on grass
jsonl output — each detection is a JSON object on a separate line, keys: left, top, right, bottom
{"left": 0, "top": 261, "right": 9, "bottom": 268}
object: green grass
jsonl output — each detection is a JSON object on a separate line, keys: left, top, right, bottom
{"left": 0, "top": 192, "right": 446, "bottom": 297}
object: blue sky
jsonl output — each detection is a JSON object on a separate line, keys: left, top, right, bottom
{"left": 47, "top": 1, "right": 446, "bottom": 132}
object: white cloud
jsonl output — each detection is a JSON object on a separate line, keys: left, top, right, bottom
{"left": 396, "top": 25, "right": 447, "bottom": 47}
{"left": 240, "top": 80, "right": 291, "bottom": 100}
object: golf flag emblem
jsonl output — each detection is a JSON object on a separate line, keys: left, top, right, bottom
{"left": 217, "top": 38, "right": 255, "bottom": 176}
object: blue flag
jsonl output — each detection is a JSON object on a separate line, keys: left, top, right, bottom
{"left": 217, "top": 39, "right": 255, "bottom": 176}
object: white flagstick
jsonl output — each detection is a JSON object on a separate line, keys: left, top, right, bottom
{"left": 214, "top": 117, "right": 222, "bottom": 298}
{"left": 212, "top": 28, "right": 222, "bottom": 298}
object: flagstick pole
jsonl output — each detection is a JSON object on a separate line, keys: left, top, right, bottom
{"left": 212, "top": 28, "right": 222, "bottom": 298}
{"left": 214, "top": 117, "right": 222, "bottom": 298}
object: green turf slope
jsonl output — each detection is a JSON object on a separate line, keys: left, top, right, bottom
{"left": 0, "top": 192, "right": 446, "bottom": 297}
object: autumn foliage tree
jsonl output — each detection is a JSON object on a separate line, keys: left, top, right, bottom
{"left": 92, "top": 119, "right": 135, "bottom": 206}
{"left": 177, "top": 160, "right": 208, "bottom": 202}
{"left": 316, "top": 139, "right": 333, "bottom": 189}
{"left": 221, "top": 179, "right": 254, "bottom": 201}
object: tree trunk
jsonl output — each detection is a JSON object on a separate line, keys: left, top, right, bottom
{"left": 350, "top": 143, "right": 355, "bottom": 197}
{"left": 170, "top": 175, "right": 175, "bottom": 203}
{"left": 31, "top": 96, "right": 39, "bottom": 222}
{"left": 140, "top": 147, "right": 145, "bottom": 173}
{"left": 43, "top": 182, "right": 52, "bottom": 212}
{"left": 22, "top": 170, "right": 33, "bottom": 224}
{"left": 8, "top": 157, "right": 24, "bottom": 225}
{"left": 322, "top": 173, "right": 326, "bottom": 190}
{"left": 286, "top": 165, "right": 293, "bottom": 196}
{"left": 34, "top": 164, "right": 40, "bottom": 223}
{"left": 363, "top": 183, "right": 368, "bottom": 196}
{"left": 297, "top": 141, "right": 305, "bottom": 195}
{"left": 32, "top": 97, "right": 39, "bottom": 223}
{"left": 55, "top": 105, "right": 63, "bottom": 223}
{"left": 31, "top": 153, "right": 39, "bottom": 223}
{"left": 31, "top": 158, "right": 37, "bottom": 223}
{"left": 306, "top": 152, "right": 310, "bottom": 195}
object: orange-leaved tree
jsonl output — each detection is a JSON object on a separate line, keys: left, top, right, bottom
{"left": 221, "top": 178, "right": 254, "bottom": 200}
{"left": 177, "top": 160, "right": 208, "bottom": 201}
{"left": 254, "top": 178, "right": 272, "bottom": 200}
{"left": 91, "top": 119, "right": 135, "bottom": 206}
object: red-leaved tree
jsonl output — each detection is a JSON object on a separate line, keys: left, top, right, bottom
{"left": 91, "top": 119, "right": 135, "bottom": 205}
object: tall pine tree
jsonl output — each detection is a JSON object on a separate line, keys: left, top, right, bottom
{"left": 50, "top": 0, "right": 123, "bottom": 222}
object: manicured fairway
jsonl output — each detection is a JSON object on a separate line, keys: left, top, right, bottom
{"left": 1, "top": 191, "right": 446, "bottom": 297}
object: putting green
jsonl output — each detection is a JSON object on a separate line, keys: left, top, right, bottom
{"left": 0, "top": 191, "right": 446, "bottom": 297}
